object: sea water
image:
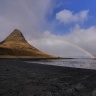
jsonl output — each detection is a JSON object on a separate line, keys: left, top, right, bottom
{"left": 25, "top": 58, "right": 96, "bottom": 70}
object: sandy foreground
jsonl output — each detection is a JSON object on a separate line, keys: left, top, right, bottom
{"left": 0, "top": 59, "right": 96, "bottom": 96}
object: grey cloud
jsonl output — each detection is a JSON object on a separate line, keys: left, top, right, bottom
{"left": 0, "top": 1, "right": 96, "bottom": 58}
{"left": 0, "top": 0, "right": 53, "bottom": 41}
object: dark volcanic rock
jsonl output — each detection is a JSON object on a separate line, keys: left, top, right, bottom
{"left": 0, "top": 60, "right": 96, "bottom": 96}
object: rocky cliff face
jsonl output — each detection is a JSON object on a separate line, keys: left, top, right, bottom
{"left": 0, "top": 29, "right": 57, "bottom": 58}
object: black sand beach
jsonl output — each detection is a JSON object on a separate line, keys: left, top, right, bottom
{"left": 0, "top": 59, "right": 96, "bottom": 96}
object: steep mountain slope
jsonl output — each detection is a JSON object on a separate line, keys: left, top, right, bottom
{"left": 0, "top": 29, "right": 58, "bottom": 58}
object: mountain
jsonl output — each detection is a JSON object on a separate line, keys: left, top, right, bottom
{"left": 0, "top": 29, "right": 58, "bottom": 58}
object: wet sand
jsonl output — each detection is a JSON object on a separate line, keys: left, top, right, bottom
{"left": 0, "top": 59, "right": 96, "bottom": 96}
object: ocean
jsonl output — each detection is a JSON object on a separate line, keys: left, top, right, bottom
{"left": 25, "top": 58, "right": 96, "bottom": 70}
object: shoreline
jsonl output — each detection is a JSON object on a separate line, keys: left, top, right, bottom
{"left": 0, "top": 60, "right": 96, "bottom": 96}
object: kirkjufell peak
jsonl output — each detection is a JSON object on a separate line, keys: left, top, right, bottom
{"left": 3, "top": 29, "right": 27, "bottom": 43}
{"left": 0, "top": 29, "right": 58, "bottom": 58}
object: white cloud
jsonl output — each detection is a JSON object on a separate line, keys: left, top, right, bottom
{"left": 29, "top": 25, "right": 96, "bottom": 58}
{"left": 56, "top": 9, "right": 89, "bottom": 24}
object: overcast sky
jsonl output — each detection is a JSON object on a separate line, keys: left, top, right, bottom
{"left": 0, "top": 0, "right": 96, "bottom": 58}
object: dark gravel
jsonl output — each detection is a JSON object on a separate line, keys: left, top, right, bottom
{"left": 0, "top": 59, "right": 96, "bottom": 96}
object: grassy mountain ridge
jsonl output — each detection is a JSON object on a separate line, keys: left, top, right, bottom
{"left": 0, "top": 29, "right": 58, "bottom": 58}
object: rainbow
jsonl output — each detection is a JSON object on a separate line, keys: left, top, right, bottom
{"left": 55, "top": 39, "right": 95, "bottom": 58}
{"left": 33, "top": 38, "right": 95, "bottom": 58}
